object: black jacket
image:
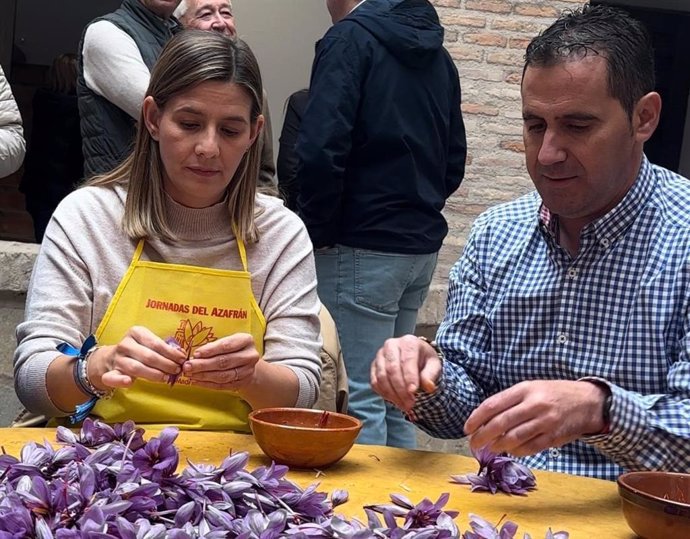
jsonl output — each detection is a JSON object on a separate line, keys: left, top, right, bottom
{"left": 277, "top": 88, "right": 309, "bottom": 211}
{"left": 296, "top": 0, "right": 467, "bottom": 253}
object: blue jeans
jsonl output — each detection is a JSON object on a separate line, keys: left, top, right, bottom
{"left": 315, "top": 246, "right": 438, "bottom": 448}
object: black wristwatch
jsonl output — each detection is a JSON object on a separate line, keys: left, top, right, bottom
{"left": 602, "top": 391, "right": 612, "bottom": 427}
{"left": 417, "top": 336, "right": 444, "bottom": 362}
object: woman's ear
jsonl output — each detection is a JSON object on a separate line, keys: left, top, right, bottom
{"left": 142, "top": 96, "right": 161, "bottom": 141}
{"left": 633, "top": 91, "right": 661, "bottom": 144}
{"left": 248, "top": 114, "right": 265, "bottom": 149}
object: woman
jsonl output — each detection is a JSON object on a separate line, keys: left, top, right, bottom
{"left": 13, "top": 30, "right": 321, "bottom": 431}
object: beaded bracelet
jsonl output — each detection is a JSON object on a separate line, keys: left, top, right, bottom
{"left": 74, "top": 346, "right": 111, "bottom": 399}
{"left": 57, "top": 335, "right": 113, "bottom": 423}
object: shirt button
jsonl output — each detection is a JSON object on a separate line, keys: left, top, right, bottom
{"left": 600, "top": 238, "right": 611, "bottom": 248}
{"left": 556, "top": 333, "right": 568, "bottom": 344}
{"left": 567, "top": 267, "right": 578, "bottom": 278}
{"left": 549, "top": 448, "right": 560, "bottom": 458}
{"left": 613, "top": 435, "right": 623, "bottom": 443}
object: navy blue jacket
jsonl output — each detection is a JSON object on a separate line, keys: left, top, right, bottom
{"left": 296, "top": 0, "right": 467, "bottom": 253}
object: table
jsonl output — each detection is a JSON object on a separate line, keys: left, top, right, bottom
{"left": 0, "top": 428, "right": 633, "bottom": 538}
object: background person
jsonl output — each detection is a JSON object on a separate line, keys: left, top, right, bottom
{"left": 296, "top": 0, "right": 467, "bottom": 448}
{"left": 78, "top": 0, "right": 181, "bottom": 177}
{"left": 0, "top": 65, "right": 26, "bottom": 178}
{"left": 20, "top": 54, "right": 83, "bottom": 242}
{"left": 14, "top": 31, "right": 321, "bottom": 431}
{"left": 277, "top": 88, "right": 308, "bottom": 211}
{"left": 174, "top": 0, "right": 277, "bottom": 189}
{"left": 371, "top": 4, "right": 690, "bottom": 480}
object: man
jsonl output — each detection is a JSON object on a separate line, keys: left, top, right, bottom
{"left": 174, "top": 0, "right": 277, "bottom": 188}
{"left": 372, "top": 5, "right": 690, "bottom": 480}
{"left": 296, "top": 0, "right": 467, "bottom": 448}
{"left": 78, "top": 0, "right": 181, "bottom": 176}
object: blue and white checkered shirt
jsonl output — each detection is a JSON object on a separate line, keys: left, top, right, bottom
{"left": 413, "top": 157, "right": 690, "bottom": 480}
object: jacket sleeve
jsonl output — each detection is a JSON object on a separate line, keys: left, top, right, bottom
{"left": 445, "top": 58, "right": 467, "bottom": 197}
{"left": 277, "top": 90, "right": 308, "bottom": 211}
{"left": 295, "top": 34, "right": 363, "bottom": 248}
{"left": 82, "top": 21, "right": 150, "bottom": 119}
{"left": 258, "top": 91, "right": 276, "bottom": 188}
{"left": 0, "top": 66, "right": 26, "bottom": 178}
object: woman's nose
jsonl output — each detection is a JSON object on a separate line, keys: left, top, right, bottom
{"left": 195, "top": 130, "right": 220, "bottom": 158}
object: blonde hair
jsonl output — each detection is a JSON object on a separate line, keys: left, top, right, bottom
{"left": 87, "top": 30, "right": 263, "bottom": 243}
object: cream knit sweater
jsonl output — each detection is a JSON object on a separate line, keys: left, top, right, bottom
{"left": 14, "top": 184, "right": 322, "bottom": 418}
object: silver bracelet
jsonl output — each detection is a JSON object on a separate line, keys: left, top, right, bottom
{"left": 76, "top": 346, "right": 113, "bottom": 400}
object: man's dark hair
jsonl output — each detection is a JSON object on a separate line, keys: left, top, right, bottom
{"left": 524, "top": 4, "right": 655, "bottom": 119}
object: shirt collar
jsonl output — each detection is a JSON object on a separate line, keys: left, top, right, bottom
{"left": 538, "top": 155, "right": 656, "bottom": 248}
{"left": 349, "top": 0, "right": 367, "bottom": 15}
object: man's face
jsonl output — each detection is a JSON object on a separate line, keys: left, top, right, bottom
{"left": 521, "top": 55, "right": 644, "bottom": 230}
{"left": 141, "top": 0, "right": 182, "bottom": 19}
{"left": 180, "top": 0, "right": 236, "bottom": 37}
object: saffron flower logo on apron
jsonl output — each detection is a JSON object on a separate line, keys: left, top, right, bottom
{"left": 165, "top": 319, "right": 216, "bottom": 387}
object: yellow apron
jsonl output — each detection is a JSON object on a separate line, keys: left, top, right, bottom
{"left": 92, "top": 238, "right": 266, "bottom": 431}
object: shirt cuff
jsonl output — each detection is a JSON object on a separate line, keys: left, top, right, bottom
{"left": 580, "top": 378, "right": 648, "bottom": 458}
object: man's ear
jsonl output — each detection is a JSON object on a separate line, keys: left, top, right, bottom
{"left": 142, "top": 96, "right": 161, "bottom": 141}
{"left": 633, "top": 91, "right": 661, "bottom": 144}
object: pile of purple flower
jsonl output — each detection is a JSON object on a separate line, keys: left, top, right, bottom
{"left": 0, "top": 419, "right": 564, "bottom": 538}
{"left": 450, "top": 446, "right": 537, "bottom": 496}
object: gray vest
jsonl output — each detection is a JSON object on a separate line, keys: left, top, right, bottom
{"left": 77, "top": 0, "right": 178, "bottom": 177}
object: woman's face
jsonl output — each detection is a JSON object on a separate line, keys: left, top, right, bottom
{"left": 143, "top": 80, "right": 263, "bottom": 208}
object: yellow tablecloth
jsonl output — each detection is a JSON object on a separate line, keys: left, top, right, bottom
{"left": 0, "top": 428, "right": 634, "bottom": 538}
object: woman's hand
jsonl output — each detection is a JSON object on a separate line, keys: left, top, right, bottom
{"left": 182, "top": 333, "right": 260, "bottom": 390}
{"left": 93, "top": 326, "right": 187, "bottom": 389}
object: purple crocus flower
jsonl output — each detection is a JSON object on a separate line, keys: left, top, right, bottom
{"left": 131, "top": 427, "right": 179, "bottom": 482}
{"left": 451, "top": 446, "right": 536, "bottom": 496}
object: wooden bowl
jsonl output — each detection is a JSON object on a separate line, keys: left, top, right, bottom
{"left": 617, "top": 471, "right": 690, "bottom": 539}
{"left": 248, "top": 407, "right": 362, "bottom": 469}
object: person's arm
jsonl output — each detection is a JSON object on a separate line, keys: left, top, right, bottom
{"left": 258, "top": 92, "right": 276, "bottom": 188}
{"left": 255, "top": 206, "right": 322, "bottom": 408}
{"left": 295, "top": 33, "right": 362, "bottom": 247}
{"left": 445, "top": 58, "right": 467, "bottom": 197}
{"left": 0, "top": 66, "right": 26, "bottom": 178}
{"left": 277, "top": 90, "right": 308, "bottom": 210}
{"left": 82, "top": 20, "right": 150, "bottom": 119}
{"left": 14, "top": 189, "right": 112, "bottom": 417}
{"left": 580, "top": 365, "right": 690, "bottom": 473}
{"left": 410, "top": 231, "right": 498, "bottom": 438}
{"left": 370, "top": 224, "right": 497, "bottom": 438}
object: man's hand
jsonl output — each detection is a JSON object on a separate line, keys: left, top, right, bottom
{"left": 370, "top": 335, "right": 442, "bottom": 412}
{"left": 464, "top": 380, "right": 609, "bottom": 456}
